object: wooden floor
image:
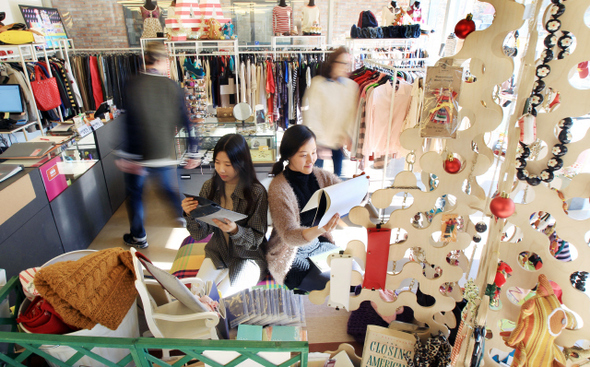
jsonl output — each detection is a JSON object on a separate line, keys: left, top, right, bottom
{"left": 88, "top": 178, "right": 364, "bottom": 350}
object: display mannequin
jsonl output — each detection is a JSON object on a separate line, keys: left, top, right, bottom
{"left": 407, "top": 1, "right": 422, "bottom": 23}
{"left": 381, "top": 1, "right": 399, "bottom": 26}
{"left": 141, "top": 0, "right": 163, "bottom": 38}
{"left": 272, "top": 0, "right": 292, "bottom": 36}
{"left": 143, "top": 0, "right": 156, "bottom": 11}
{"left": 301, "top": 0, "right": 320, "bottom": 35}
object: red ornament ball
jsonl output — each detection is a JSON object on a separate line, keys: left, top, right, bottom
{"left": 444, "top": 157, "right": 462, "bottom": 174}
{"left": 490, "top": 195, "right": 515, "bottom": 218}
{"left": 454, "top": 14, "right": 476, "bottom": 39}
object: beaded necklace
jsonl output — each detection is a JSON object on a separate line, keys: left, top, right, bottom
{"left": 515, "top": 0, "right": 573, "bottom": 186}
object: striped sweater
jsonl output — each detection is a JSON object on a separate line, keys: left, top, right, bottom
{"left": 272, "top": 6, "right": 292, "bottom": 34}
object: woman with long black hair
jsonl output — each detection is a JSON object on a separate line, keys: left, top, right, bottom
{"left": 182, "top": 134, "right": 268, "bottom": 296}
{"left": 266, "top": 125, "right": 341, "bottom": 292}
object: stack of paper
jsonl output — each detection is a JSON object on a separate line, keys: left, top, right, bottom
{"left": 223, "top": 288, "right": 306, "bottom": 329}
{"left": 48, "top": 124, "right": 75, "bottom": 135}
{"left": 0, "top": 164, "right": 23, "bottom": 183}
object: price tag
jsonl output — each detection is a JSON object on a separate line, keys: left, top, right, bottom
{"left": 76, "top": 124, "right": 93, "bottom": 137}
{"left": 90, "top": 118, "right": 104, "bottom": 130}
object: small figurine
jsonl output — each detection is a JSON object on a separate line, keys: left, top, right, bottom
{"left": 222, "top": 21, "right": 235, "bottom": 39}
{"left": 501, "top": 274, "right": 578, "bottom": 367}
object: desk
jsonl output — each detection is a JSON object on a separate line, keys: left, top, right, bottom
{"left": 0, "top": 121, "right": 43, "bottom": 141}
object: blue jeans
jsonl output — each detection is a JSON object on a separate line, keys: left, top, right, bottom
{"left": 125, "top": 166, "right": 182, "bottom": 239}
{"left": 314, "top": 148, "right": 344, "bottom": 177}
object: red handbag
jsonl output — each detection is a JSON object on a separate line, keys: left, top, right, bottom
{"left": 16, "top": 296, "right": 79, "bottom": 334}
{"left": 30, "top": 65, "right": 61, "bottom": 111}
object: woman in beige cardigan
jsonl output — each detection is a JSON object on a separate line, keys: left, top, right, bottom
{"left": 266, "top": 125, "right": 341, "bottom": 291}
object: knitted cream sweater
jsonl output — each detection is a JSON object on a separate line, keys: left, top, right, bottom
{"left": 267, "top": 167, "right": 340, "bottom": 284}
{"left": 302, "top": 75, "right": 359, "bottom": 149}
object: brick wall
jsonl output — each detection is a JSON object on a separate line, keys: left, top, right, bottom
{"left": 50, "top": 0, "right": 130, "bottom": 48}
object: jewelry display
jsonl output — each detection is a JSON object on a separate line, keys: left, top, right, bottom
{"left": 515, "top": 0, "right": 573, "bottom": 186}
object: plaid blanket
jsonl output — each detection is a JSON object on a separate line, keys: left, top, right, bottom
{"left": 171, "top": 236, "right": 280, "bottom": 289}
{"left": 170, "top": 235, "right": 210, "bottom": 279}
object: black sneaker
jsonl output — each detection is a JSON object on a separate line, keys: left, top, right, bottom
{"left": 123, "top": 234, "right": 148, "bottom": 249}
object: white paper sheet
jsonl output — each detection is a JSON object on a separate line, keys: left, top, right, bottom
{"left": 184, "top": 194, "right": 247, "bottom": 228}
{"left": 302, "top": 175, "right": 369, "bottom": 228}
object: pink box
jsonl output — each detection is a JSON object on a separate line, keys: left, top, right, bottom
{"left": 40, "top": 156, "right": 68, "bottom": 201}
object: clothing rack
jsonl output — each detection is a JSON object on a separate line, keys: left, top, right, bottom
{"left": 164, "top": 39, "right": 240, "bottom": 102}
{"left": 271, "top": 36, "right": 327, "bottom": 59}
{"left": 236, "top": 50, "right": 330, "bottom": 55}
{"left": 61, "top": 44, "right": 143, "bottom": 111}
{"left": 0, "top": 43, "right": 59, "bottom": 136}
{"left": 71, "top": 48, "right": 142, "bottom": 52}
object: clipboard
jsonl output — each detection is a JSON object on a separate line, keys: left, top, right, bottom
{"left": 184, "top": 194, "right": 247, "bottom": 227}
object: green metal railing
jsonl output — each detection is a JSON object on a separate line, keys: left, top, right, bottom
{"left": 0, "top": 276, "right": 308, "bottom": 367}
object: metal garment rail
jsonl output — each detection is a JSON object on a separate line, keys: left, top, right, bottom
{"left": 0, "top": 276, "right": 309, "bottom": 367}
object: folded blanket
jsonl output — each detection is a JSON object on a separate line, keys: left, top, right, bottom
{"left": 34, "top": 248, "right": 137, "bottom": 330}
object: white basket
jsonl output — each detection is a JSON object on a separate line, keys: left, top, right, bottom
{"left": 19, "top": 250, "right": 140, "bottom": 367}
{"left": 19, "top": 299, "right": 139, "bottom": 367}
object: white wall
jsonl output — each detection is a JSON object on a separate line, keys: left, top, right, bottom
{"left": 3, "top": 0, "right": 47, "bottom": 25}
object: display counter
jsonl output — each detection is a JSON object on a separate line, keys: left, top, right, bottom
{"left": 0, "top": 115, "right": 127, "bottom": 280}
{"left": 0, "top": 168, "right": 63, "bottom": 280}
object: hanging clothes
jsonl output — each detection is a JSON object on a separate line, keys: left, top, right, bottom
{"left": 69, "top": 53, "right": 141, "bottom": 111}
{"left": 349, "top": 64, "right": 424, "bottom": 169}
{"left": 266, "top": 59, "right": 275, "bottom": 122}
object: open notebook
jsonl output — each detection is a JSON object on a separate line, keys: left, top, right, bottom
{"left": 302, "top": 175, "right": 369, "bottom": 228}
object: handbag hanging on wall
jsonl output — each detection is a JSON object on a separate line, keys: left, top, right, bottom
{"left": 30, "top": 65, "right": 61, "bottom": 111}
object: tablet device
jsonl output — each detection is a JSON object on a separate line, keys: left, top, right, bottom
{"left": 184, "top": 193, "right": 247, "bottom": 227}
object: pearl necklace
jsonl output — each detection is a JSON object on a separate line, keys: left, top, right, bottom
{"left": 515, "top": 0, "right": 573, "bottom": 186}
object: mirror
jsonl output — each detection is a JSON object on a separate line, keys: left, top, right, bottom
{"left": 233, "top": 103, "right": 252, "bottom": 122}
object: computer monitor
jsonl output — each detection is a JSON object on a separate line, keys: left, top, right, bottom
{"left": 0, "top": 84, "right": 24, "bottom": 115}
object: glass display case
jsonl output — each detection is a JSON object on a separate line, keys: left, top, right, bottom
{"left": 175, "top": 118, "right": 278, "bottom": 165}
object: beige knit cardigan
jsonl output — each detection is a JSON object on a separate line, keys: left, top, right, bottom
{"left": 267, "top": 167, "right": 340, "bottom": 284}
